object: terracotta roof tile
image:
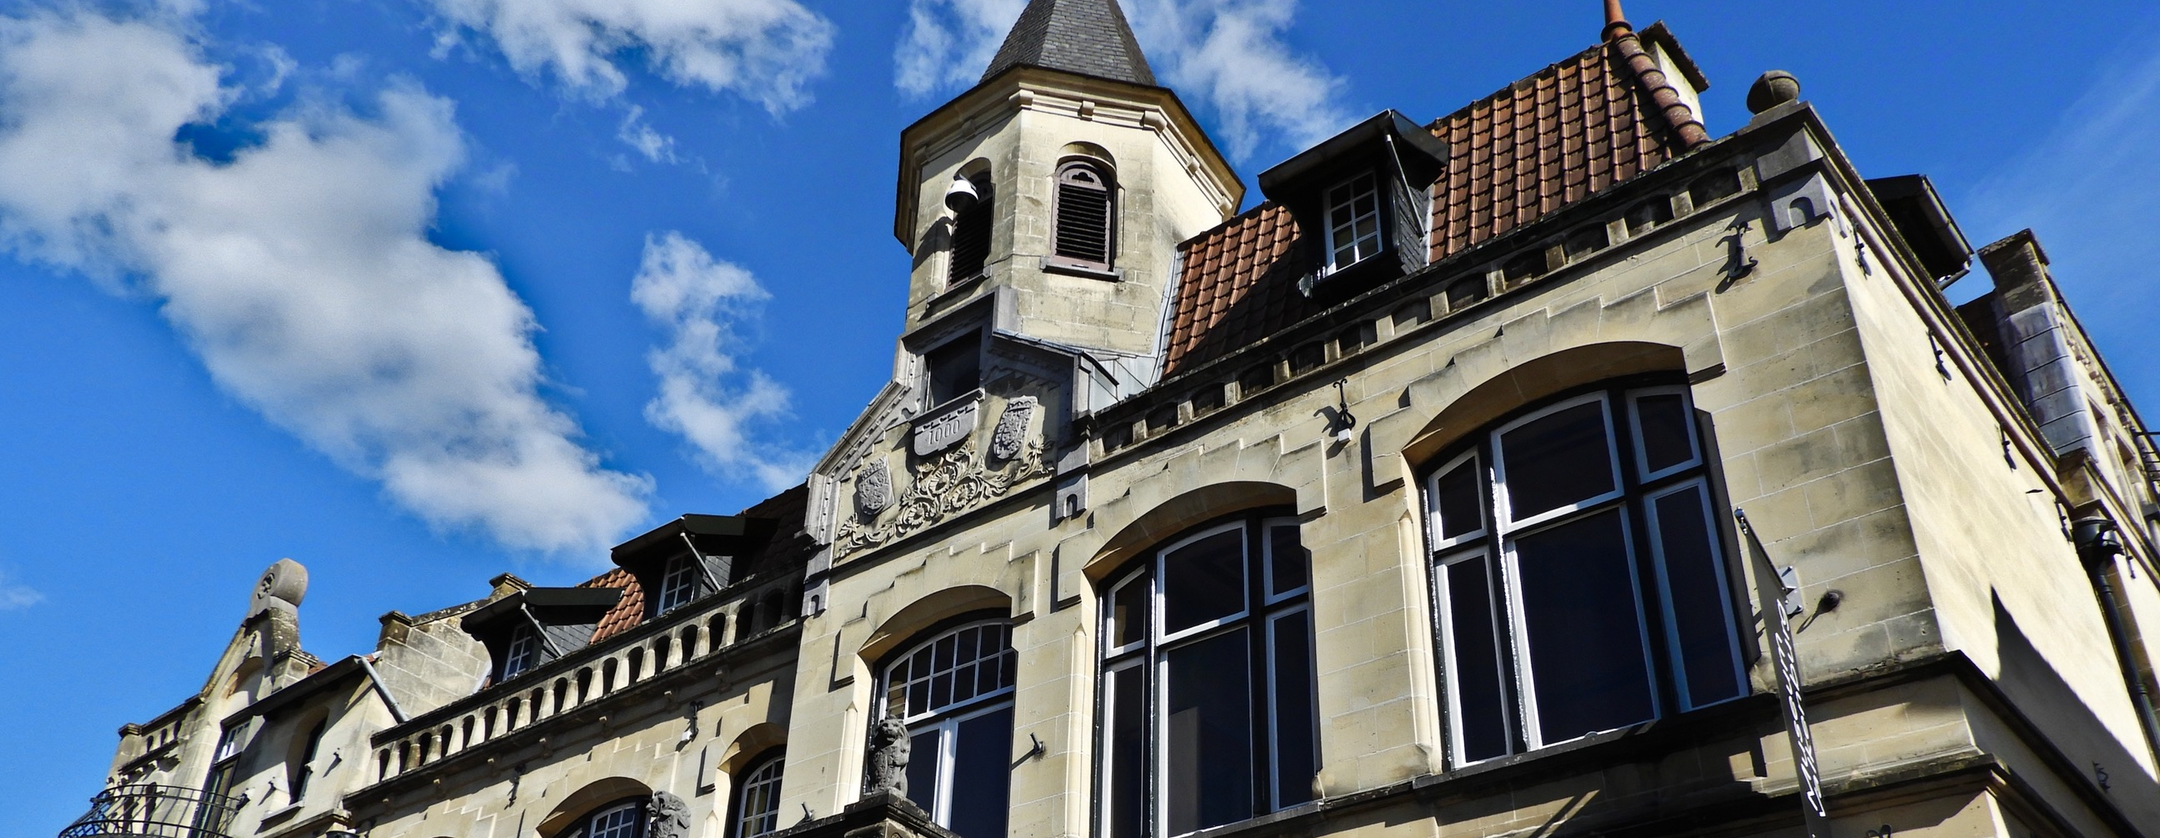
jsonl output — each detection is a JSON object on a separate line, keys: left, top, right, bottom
{"left": 583, "top": 568, "right": 643, "bottom": 644}
{"left": 1162, "top": 38, "right": 1694, "bottom": 376}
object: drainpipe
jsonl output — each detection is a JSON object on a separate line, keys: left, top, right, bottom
{"left": 2074, "top": 517, "right": 2160, "bottom": 762}
{"left": 357, "top": 656, "right": 408, "bottom": 725}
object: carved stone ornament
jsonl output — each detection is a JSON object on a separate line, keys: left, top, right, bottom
{"left": 647, "top": 791, "right": 692, "bottom": 838}
{"left": 855, "top": 460, "right": 893, "bottom": 518}
{"left": 989, "top": 396, "right": 1038, "bottom": 463}
{"left": 834, "top": 439, "right": 1053, "bottom": 559}
{"left": 866, "top": 716, "right": 912, "bottom": 797}
{"left": 248, "top": 558, "right": 308, "bottom": 617}
{"left": 912, "top": 397, "right": 980, "bottom": 457}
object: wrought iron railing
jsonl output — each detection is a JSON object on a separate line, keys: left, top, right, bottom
{"left": 58, "top": 784, "right": 243, "bottom": 838}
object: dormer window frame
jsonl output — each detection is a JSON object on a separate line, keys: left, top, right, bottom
{"left": 502, "top": 624, "right": 539, "bottom": 679}
{"left": 1321, "top": 170, "right": 1386, "bottom": 276}
{"left": 1256, "top": 110, "right": 1448, "bottom": 291}
{"left": 655, "top": 553, "right": 702, "bottom": 615}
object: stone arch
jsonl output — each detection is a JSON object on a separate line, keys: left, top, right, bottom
{"left": 538, "top": 777, "right": 653, "bottom": 837}
{"left": 1399, "top": 340, "right": 1688, "bottom": 469}
{"left": 858, "top": 584, "right": 1013, "bottom": 666}
{"left": 717, "top": 721, "right": 789, "bottom": 778}
{"left": 1085, "top": 481, "right": 1300, "bottom": 583}
{"left": 1058, "top": 141, "right": 1114, "bottom": 166}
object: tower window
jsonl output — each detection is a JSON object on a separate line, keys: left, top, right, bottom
{"left": 948, "top": 174, "right": 993, "bottom": 284}
{"left": 926, "top": 333, "right": 982, "bottom": 407}
{"left": 1323, "top": 172, "right": 1384, "bottom": 273}
{"left": 1052, "top": 160, "right": 1115, "bottom": 270}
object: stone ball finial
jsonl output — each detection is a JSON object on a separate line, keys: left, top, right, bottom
{"left": 1748, "top": 70, "right": 1802, "bottom": 114}
{"left": 249, "top": 558, "right": 308, "bottom": 616}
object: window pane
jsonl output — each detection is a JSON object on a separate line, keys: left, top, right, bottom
{"left": 1105, "top": 665, "right": 1147, "bottom": 838}
{"left": 1634, "top": 394, "right": 1696, "bottom": 476}
{"left": 1269, "top": 611, "right": 1317, "bottom": 809}
{"left": 1267, "top": 525, "right": 1309, "bottom": 596}
{"left": 1651, "top": 487, "right": 1744, "bottom": 707}
{"left": 1513, "top": 509, "right": 1655, "bottom": 743}
{"left": 1499, "top": 401, "right": 1616, "bottom": 521}
{"left": 1165, "top": 629, "right": 1253, "bottom": 835}
{"left": 948, "top": 706, "right": 1014, "bottom": 838}
{"left": 1443, "top": 557, "right": 1510, "bottom": 763}
{"left": 1431, "top": 458, "right": 1483, "bottom": 541}
{"left": 1162, "top": 529, "right": 1246, "bottom": 634}
{"left": 1110, "top": 578, "right": 1146, "bottom": 648}
{"left": 904, "top": 729, "right": 942, "bottom": 816}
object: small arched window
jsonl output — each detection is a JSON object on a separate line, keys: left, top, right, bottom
{"left": 729, "top": 751, "right": 786, "bottom": 838}
{"left": 878, "top": 620, "right": 1017, "bottom": 838}
{"left": 1424, "top": 382, "right": 1746, "bottom": 768}
{"left": 1052, "top": 160, "right": 1115, "bottom": 271}
{"left": 948, "top": 173, "right": 994, "bottom": 285}
{"left": 564, "top": 798, "right": 647, "bottom": 838}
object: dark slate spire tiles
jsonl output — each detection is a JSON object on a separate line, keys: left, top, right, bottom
{"left": 983, "top": 0, "right": 1157, "bottom": 86}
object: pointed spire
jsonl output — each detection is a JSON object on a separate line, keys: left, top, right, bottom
{"left": 982, "top": 0, "right": 1157, "bottom": 87}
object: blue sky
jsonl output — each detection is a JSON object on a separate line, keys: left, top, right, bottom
{"left": 3, "top": 0, "right": 2157, "bottom": 832}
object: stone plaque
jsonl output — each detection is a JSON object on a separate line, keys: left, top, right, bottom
{"left": 989, "top": 396, "right": 1038, "bottom": 462}
{"left": 855, "top": 460, "right": 893, "bottom": 517}
{"left": 913, "top": 398, "right": 979, "bottom": 457}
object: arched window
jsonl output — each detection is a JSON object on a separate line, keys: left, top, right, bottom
{"left": 563, "top": 798, "right": 647, "bottom": 838}
{"left": 877, "top": 620, "right": 1017, "bottom": 838}
{"left": 948, "top": 173, "right": 993, "bottom": 285}
{"left": 1099, "top": 513, "right": 1318, "bottom": 838}
{"left": 1051, "top": 160, "right": 1114, "bottom": 270}
{"left": 1424, "top": 383, "right": 1746, "bottom": 768}
{"left": 729, "top": 751, "right": 786, "bottom": 838}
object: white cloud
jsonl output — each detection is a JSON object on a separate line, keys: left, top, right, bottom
{"left": 893, "top": 0, "right": 1351, "bottom": 158}
{"left": 1962, "top": 33, "right": 2160, "bottom": 403}
{"left": 632, "top": 232, "right": 810, "bottom": 491}
{"left": 617, "top": 105, "right": 679, "bottom": 164}
{"left": 0, "top": 570, "right": 40, "bottom": 611}
{"left": 421, "top": 0, "right": 834, "bottom": 112}
{"left": 0, "top": 9, "right": 651, "bottom": 553}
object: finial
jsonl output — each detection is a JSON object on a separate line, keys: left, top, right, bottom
{"left": 1747, "top": 70, "right": 1802, "bottom": 114}
{"left": 1603, "top": 0, "right": 1632, "bottom": 40}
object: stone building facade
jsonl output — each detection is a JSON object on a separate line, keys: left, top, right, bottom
{"left": 63, "top": 4, "right": 2160, "bottom": 838}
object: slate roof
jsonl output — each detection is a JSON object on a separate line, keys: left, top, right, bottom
{"left": 1162, "top": 35, "right": 1696, "bottom": 376}
{"left": 983, "top": 0, "right": 1156, "bottom": 86}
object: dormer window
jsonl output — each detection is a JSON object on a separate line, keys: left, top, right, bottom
{"left": 1052, "top": 159, "right": 1115, "bottom": 271}
{"left": 503, "top": 625, "right": 539, "bottom": 679}
{"left": 655, "top": 554, "right": 700, "bottom": 614}
{"left": 1324, "top": 172, "right": 1384, "bottom": 273}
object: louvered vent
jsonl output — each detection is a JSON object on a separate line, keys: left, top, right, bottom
{"left": 948, "top": 180, "right": 992, "bottom": 284}
{"left": 1053, "top": 162, "right": 1113, "bottom": 269}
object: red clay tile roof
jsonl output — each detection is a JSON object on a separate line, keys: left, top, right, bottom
{"left": 583, "top": 568, "right": 644, "bottom": 644}
{"left": 1162, "top": 37, "right": 1694, "bottom": 376}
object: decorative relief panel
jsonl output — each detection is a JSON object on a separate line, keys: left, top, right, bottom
{"left": 989, "top": 396, "right": 1038, "bottom": 462}
{"left": 913, "top": 397, "right": 980, "bottom": 456}
{"left": 833, "top": 436, "right": 1052, "bottom": 559}
{"left": 854, "top": 460, "right": 893, "bottom": 517}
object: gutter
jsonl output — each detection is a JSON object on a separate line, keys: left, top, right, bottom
{"left": 357, "top": 656, "right": 408, "bottom": 725}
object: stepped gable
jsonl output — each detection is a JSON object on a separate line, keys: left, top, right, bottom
{"left": 1162, "top": 35, "right": 1697, "bottom": 376}
{"left": 982, "top": 0, "right": 1156, "bottom": 86}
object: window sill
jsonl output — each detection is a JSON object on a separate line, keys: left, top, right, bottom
{"left": 1040, "top": 258, "right": 1122, "bottom": 281}
{"left": 926, "top": 272, "right": 986, "bottom": 308}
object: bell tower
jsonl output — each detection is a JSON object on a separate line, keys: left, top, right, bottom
{"left": 890, "top": 0, "right": 1242, "bottom": 376}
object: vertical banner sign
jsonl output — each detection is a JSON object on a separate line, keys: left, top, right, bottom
{"left": 1735, "top": 509, "right": 1831, "bottom": 838}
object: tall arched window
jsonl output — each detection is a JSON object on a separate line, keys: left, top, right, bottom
{"left": 948, "top": 173, "right": 994, "bottom": 285}
{"left": 1099, "top": 512, "right": 1318, "bottom": 838}
{"left": 878, "top": 620, "right": 1017, "bottom": 838}
{"left": 1425, "top": 382, "right": 1746, "bottom": 768}
{"left": 729, "top": 751, "right": 786, "bottom": 838}
{"left": 1051, "top": 160, "right": 1114, "bottom": 271}
{"left": 563, "top": 798, "right": 646, "bottom": 838}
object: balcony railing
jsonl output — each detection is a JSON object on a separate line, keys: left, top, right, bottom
{"left": 58, "top": 784, "right": 243, "bottom": 838}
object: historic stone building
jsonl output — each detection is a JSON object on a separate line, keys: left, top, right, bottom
{"left": 63, "top": 4, "right": 2160, "bottom": 838}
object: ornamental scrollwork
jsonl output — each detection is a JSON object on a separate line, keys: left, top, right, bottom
{"left": 833, "top": 439, "right": 1052, "bottom": 558}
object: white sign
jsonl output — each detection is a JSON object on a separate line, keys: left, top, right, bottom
{"left": 1738, "top": 509, "right": 1831, "bottom": 838}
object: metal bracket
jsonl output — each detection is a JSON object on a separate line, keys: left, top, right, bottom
{"left": 1718, "top": 219, "right": 1759, "bottom": 289}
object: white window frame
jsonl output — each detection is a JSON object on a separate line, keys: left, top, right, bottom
{"left": 1322, "top": 172, "right": 1384, "bottom": 274}
{"left": 1260, "top": 518, "right": 1311, "bottom": 606}
{"left": 877, "top": 620, "right": 1017, "bottom": 833}
{"left": 1489, "top": 392, "right": 1624, "bottom": 530}
{"left": 733, "top": 753, "right": 786, "bottom": 838}
{"left": 656, "top": 553, "right": 701, "bottom": 614}
{"left": 584, "top": 800, "right": 645, "bottom": 838}
{"left": 1262, "top": 602, "right": 1318, "bottom": 811}
{"left": 1642, "top": 479, "right": 1747, "bottom": 711}
{"left": 1627, "top": 385, "right": 1705, "bottom": 482}
{"left": 1424, "top": 450, "right": 1488, "bottom": 551}
{"left": 1499, "top": 505, "right": 1659, "bottom": 749}
{"left": 1153, "top": 521, "right": 1251, "bottom": 645}
{"left": 1432, "top": 548, "right": 1511, "bottom": 767}
{"left": 503, "top": 625, "right": 539, "bottom": 679}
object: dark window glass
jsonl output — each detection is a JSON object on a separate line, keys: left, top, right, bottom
{"left": 1105, "top": 665, "right": 1147, "bottom": 838}
{"left": 1269, "top": 610, "right": 1317, "bottom": 809}
{"left": 949, "top": 177, "right": 992, "bottom": 283}
{"left": 1110, "top": 578, "right": 1146, "bottom": 648}
{"left": 949, "top": 706, "right": 1015, "bottom": 838}
{"left": 1442, "top": 556, "right": 1509, "bottom": 763}
{"left": 1162, "top": 529, "right": 1246, "bottom": 634}
{"left": 903, "top": 728, "right": 941, "bottom": 813}
{"left": 1651, "top": 486, "right": 1743, "bottom": 707}
{"left": 1514, "top": 509, "right": 1655, "bottom": 741}
{"left": 1267, "top": 525, "right": 1308, "bottom": 596}
{"left": 1633, "top": 393, "right": 1696, "bottom": 476}
{"left": 1431, "top": 457, "right": 1483, "bottom": 541}
{"left": 1499, "top": 400, "right": 1615, "bottom": 520}
{"left": 1165, "top": 629, "right": 1253, "bottom": 835}
{"left": 928, "top": 334, "right": 982, "bottom": 406}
